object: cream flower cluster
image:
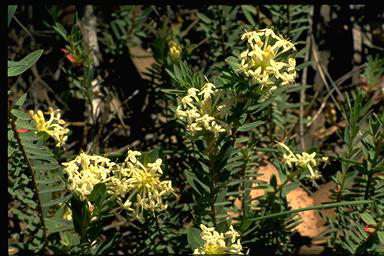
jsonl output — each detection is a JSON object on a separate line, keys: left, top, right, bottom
{"left": 29, "top": 107, "right": 70, "bottom": 147}
{"left": 176, "top": 78, "right": 233, "bottom": 136}
{"left": 193, "top": 224, "right": 244, "bottom": 254}
{"left": 115, "top": 150, "right": 176, "bottom": 219}
{"left": 62, "top": 153, "right": 115, "bottom": 201}
{"left": 61, "top": 150, "right": 175, "bottom": 219}
{"left": 277, "top": 142, "right": 329, "bottom": 181}
{"left": 238, "top": 29, "right": 296, "bottom": 89}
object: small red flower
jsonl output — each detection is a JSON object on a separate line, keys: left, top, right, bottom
{"left": 16, "top": 128, "right": 30, "bottom": 133}
{"left": 61, "top": 48, "right": 79, "bottom": 64}
{"left": 364, "top": 225, "right": 374, "bottom": 236}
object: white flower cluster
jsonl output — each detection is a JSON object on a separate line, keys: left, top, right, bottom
{"left": 277, "top": 142, "right": 329, "bottom": 182}
{"left": 62, "top": 150, "right": 175, "bottom": 219}
{"left": 115, "top": 150, "right": 176, "bottom": 219}
{"left": 62, "top": 153, "right": 115, "bottom": 201}
{"left": 238, "top": 29, "right": 297, "bottom": 89}
{"left": 193, "top": 224, "right": 244, "bottom": 254}
{"left": 176, "top": 78, "right": 234, "bottom": 136}
{"left": 29, "top": 107, "right": 70, "bottom": 147}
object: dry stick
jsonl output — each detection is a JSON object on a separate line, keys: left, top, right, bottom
{"left": 299, "top": 6, "right": 313, "bottom": 150}
{"left": 310, "top": 34, "right": 344, "bottom": 117}
{"left": 180, "top": 16, "right": 200, "bottom": 38}
{"left": 13, "top": 16, "right": 34, "bottom": 39}
{"left": 215, "top": 5, "right": 227, "bottom": 57}
{"left": 287, "top": 64, "right": 364, "bottom": 137}
{"left": 30, "top": 65, "right": 69, "bottom": 110}
{"left": 306, "top": 87, "right": 336, "bottom": 127}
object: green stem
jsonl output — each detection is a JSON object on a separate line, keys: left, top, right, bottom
{"left": 241, "top": 149, "right": 250, "bottom": 216}
{"left": 207, "top": 134, "right": 217, "bottom": 227}
{"left": 266, "top": 168, "right": 301, "bottom": 212}
{"left": 269, "top": 104, "right": 273, "bottom": 144}
{"left": 252, "top": 200, "right": 372, "bottom": 222}
{"left": 154, "top": 213, "right": 166, "bottom": 245}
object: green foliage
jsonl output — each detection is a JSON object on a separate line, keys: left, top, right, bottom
{"left": 8, "top": 50, "right": 44, "bottom": 77}
{"left": 99, "top": 6, "right": 153, "bottom": 55}
{"left": 8, "top": 5, "right": 17, "bottom": 27}
{"left": 8, "top": 5, "right": 384, "bottom": 255}
{"left": 8, "top": 93, "right": 72, "bottom": 253}
{"left": 326, "top": 91, "right": 384, "bottom": 255}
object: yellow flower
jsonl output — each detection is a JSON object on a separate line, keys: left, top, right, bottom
{"left": 168, "top": 40, "right": 181, "bottom": 63}
{"left": 29, "top": 107, "right": 70, "bottom": 147}
{"left": 194, "top": 224, "right": 244, "bottom": 254}
{"left": 276, "top": 141, "right": 328, "bottom": 182}
{"left": 237, "top": 29, "right": 296, "bottom": 89}
{"left": 62, "top": 152, "right": 115, "bottom": 201}
{"left": 176, "top": 78, "right": 233, "bottom": 137}
{"left": 63, "top": 207, "right": 72, "bottom": 221}
{"left": 121, "top": 152, "right": 175, "bottom": 219}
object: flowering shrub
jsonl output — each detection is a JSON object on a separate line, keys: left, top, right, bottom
{"left": 8, "top": 5, "right": 384, "bottom": 256}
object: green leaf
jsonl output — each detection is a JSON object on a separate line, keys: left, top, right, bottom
{"left": 187, "top": 227, "right": 204, "bottom": 251}
{"left": 53, "top": 22, "right": 68, "bottom": 41}
{"left": 8, "top": 50, "right": 44, "bottom": 77}
{"left": 282, "top": 182, "right": 300, "bottom": 197}
{"left": 8, "top": 6, "right": 17, "bottom": 27}
{"left": 378, "top": 231, "right": 384, "bottom": 244}
{"left": 15, "top": 119, "right": 35, "bottom": 130}
{"left": 237, "top": 121, "right": 265, "bottom": 132}
{"left": 196, "top": 12, "right": 212, "bottom": 24}
{"left": 14, "top": 93, "right": 27, "bottom": 110}
{"left": 241, "top": 5, "right": 256, "bottom": 26}
{"left": 38, "top": 185, "right": 66, "bottom": 194}
{"left": 215, "top": 140, "right": 234, "bottom": 171}
{"left": 88, "top": 183, "right": 107, "bottom": 203}
{"left": 94, "top": 233, "right": 121, "bottom": 255}
{"left": 33, "top": 163, "right": 60, "bottom": 171}
{"left": 11, "top": 109, "right": 31, "bottom": 120}
{"left": 42, "top": 194, "right": 72, "bottom": 208}
{"left": 225, "top": 56, "right": 240, "bottom": 70}
{"left": 360, "top": 212, "right": 376, "bottom": 225}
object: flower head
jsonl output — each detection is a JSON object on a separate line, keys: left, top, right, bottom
{"left": 29, "top": 107, "right": 70, "bottom": 147}
{"left": 237, "top": 29, "right": 296, "bottom": 89}
{"left": 175, "top": 78, "right": 234, "bottom": 137}
{"left": 276, "top": 141, "right": 328, "bottom": 184}
{"left": 62, "top": 152, "right": 115, "bottom": 201}
{"left": 62, "top": 150, "right": 175, "bottom": 220}
{"left": 118, "top": 152, "right": 175, "bottom": 219}
{"left": 194, "top": 224, "right": 244, "bottom": 254}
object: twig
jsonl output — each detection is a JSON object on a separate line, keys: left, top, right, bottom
{"left": 310, "top": 34, "right": 344, "bottom": 116}
{"left": 30, "top": 65, "right": 69, "bottom": 110}
{"left": 306, "top": 88, "right": 335, "bottom": 127}
{"left": 104, "top": 144, "right": 132, "bottom": 157}
{"left": 299, "top": 6, "right": 313, "bottom": 150}
{"left": 215, "top": 5, "right": 227, "bottom": 57}
{"left": 13, "top": 16, "right": 34, "bottom": 39}
{"left": 180, "top": 16, "right": 200, "bottom": 38}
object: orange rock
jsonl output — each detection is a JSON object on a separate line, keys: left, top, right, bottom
{"left": 228, "top": 161, "right": 327, "bottom": 238}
